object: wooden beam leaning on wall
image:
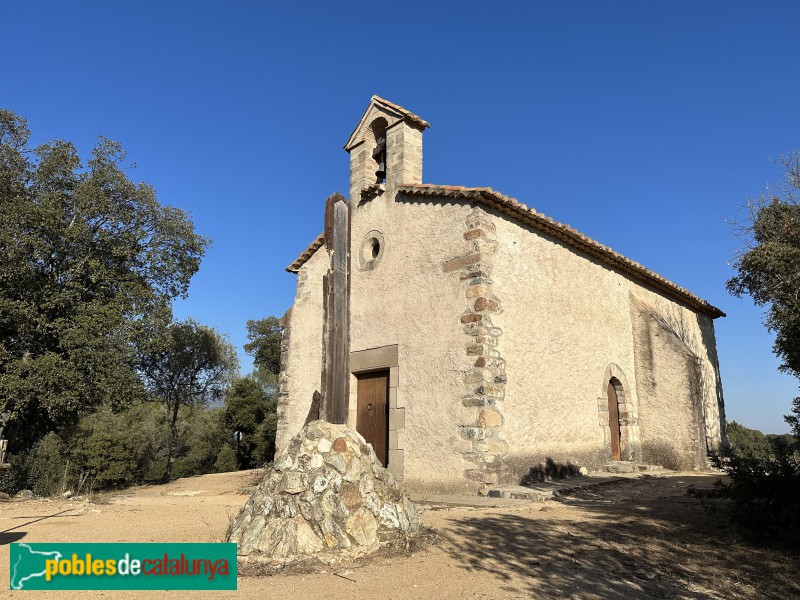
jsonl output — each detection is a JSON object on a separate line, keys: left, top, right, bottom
{"left": 320, "top": 192, "right": 351, "bottom": 424}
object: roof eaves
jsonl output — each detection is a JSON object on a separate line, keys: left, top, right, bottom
{"left": 286, "top": 233, "right": 325, "bottom": 273}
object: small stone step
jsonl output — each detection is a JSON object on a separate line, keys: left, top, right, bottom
{"left": 487, "top": 486, "right": 553, "bottom": 501}
{"left": 487, "top": 475, "right": 629, "bottom": 501}
{"left": 603, "top": 462, "right": 663, "bottom": 474}
{"left": 705, "top": 454, "right": 728, "bottom": 473}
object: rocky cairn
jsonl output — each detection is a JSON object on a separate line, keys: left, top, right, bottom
{"left": 226, "top": 420, "right": 420, "bottom": 561}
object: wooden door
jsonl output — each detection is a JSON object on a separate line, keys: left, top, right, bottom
{"left": 356, "top": 370, "right": 389, "bottom": 466}
{"left": 607, "top": 381, "right": 621, "bottom": 461}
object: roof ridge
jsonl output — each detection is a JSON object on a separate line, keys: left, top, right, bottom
{"left": 371, "top": 96, "right": 430, "bottom": 129}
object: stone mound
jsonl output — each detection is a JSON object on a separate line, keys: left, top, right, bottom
{"left": 226, "top": 420, "right": 420, "bottom": 561}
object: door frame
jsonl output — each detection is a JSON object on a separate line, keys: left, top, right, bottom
{"left": 349, "top": 344, "right": 403, "bottom": 479}
{"left": 355, "top": 369, "right": 390, "bottom": 467}
{"left": 597, "top": 363, "right": 640, "bottom": 463}
{"left": 607, "top": 380, "right": 622, "bottom": 461}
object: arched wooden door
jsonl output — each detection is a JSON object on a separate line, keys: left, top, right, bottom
{"left": 607, "top": 381, "right": 622, "bottom": 461}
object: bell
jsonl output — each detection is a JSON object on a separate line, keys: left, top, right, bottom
{"left": 373, "top": 136, "right": 386, "bottom": 181}
{"left": 375, "top": 159, "right": 386, "bottom": 181}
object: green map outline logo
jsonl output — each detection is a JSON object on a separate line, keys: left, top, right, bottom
{"left": 10, "top": 544, "right": 63, "bottom": 590}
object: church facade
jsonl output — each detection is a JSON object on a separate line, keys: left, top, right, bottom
{"left": 275, "top": 96, "right": 727, "bottom": 494}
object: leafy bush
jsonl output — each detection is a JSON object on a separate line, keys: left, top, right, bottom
{"left": 214, "top": 445, "right": 238, "bottom": 473}
{"left": 74, "top": 403, "right": 232, "bottom": 485}
{"left": 0, "top": 433, "right": 74, "bottom": 496}
{"left": 4, "top": 401, "right": 247, "bottom": 494}
{"left": 73, "top": 406, "right": 165, "bottom": 489}
{"left": 722, "top": 443, "right": 800, "bottom": 547}
{"left": 172, "top": 407, "right": 227, "bottom": 478}
{"left": 0, "top": 432, "right": 77, "bottom": 497}
{"left": 29, "top": 433, "right": 71, "bottom": 496}
{"left": 0, "top": 449, "right": 34, "bottom": 494}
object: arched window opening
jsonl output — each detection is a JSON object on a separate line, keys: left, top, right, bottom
{"left": 369, "top": 118, "right": 388, "bottom": 183}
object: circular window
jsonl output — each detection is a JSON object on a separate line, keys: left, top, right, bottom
{"left": 359, "top": 231, "right": 385, "bottom": 270}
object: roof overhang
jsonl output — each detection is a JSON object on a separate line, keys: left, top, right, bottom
{"left": 284, "top": 184, "right": 724, "bottom": 319}
{"left": 285, "top": 233, "right": 324, "bottom": 273}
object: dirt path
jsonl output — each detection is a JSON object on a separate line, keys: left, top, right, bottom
{"left": 1, "top": 470, "right": 797, "bottom": 599}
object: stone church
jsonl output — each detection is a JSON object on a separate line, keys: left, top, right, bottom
{"left": 275, "top": 96, "right": 727, "bottom": 494}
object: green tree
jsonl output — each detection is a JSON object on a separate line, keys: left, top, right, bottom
{"left": 244, "top": 316, "right": 283, "bottom": 376}
{"left": 173, "top": 406, "right": 227, "bottom": 478}
{"left": 223, "top": 376, "right": 277, "bottom": 468}
{"left": 726, "top": 421, "right": 773, "bottom": 459}
{"left": 0, "top": 109, "right": 209, "bottom": 450}
{"left": 767, "top": 432, "right": 800, "bottom": 455}
{"left": 786, "top": 398, "right": 800, "bottom": 438}
{"left": 138, "top": 318, "right": 238, "bottom": 481}
{"left": 253, "top": 411, "right": 279, "bottom": 465}
{"left": 236, "top": 314, "right": 284, "bottom": 464}
{"left": 726, "top": 153, "right": 800, "bottom": 545}
{"left": 728, "top": 152, "right": 800, "bottom": 435}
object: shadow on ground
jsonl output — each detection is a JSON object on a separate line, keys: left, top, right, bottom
{"left": 0, "top": 508, "right": 78, "bottom": 546}
{"left": 0, "top": 531, "right": 26, "bottom": 545}
{"left": 440, "top": 475, "right": 799, "bottom": 599}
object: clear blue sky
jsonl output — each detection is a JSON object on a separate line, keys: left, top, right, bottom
{"left": 3, "top": 1, "right": 799, "bottom": 433}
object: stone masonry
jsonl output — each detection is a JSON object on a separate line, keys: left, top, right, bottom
{"left": 443, "top": 207, "right": 508, "bottom": 490}
{"left": 346, "top": 97, "right": 426, "bottom": 202}
{"left": 274, "top": 308, "right": 293, "bottom": 455}
{"left": 227, "top": 420, "right": 420, "bottom": 561}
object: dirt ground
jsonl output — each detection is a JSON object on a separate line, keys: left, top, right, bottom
{"left": 1, "top": 470, "right": 798, "bottom": 599}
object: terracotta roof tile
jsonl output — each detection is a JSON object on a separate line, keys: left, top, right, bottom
{"left": 286, "top": 233, "right": 324, "bottom": 273}
{"left": 345, "top": 96, "right": 430, "bottom": 151}
{"left": 398, "top": 184, "right": 725, "bottom": 318}
{"left": 371, "top": 95, "right": 430, "bottom": 129}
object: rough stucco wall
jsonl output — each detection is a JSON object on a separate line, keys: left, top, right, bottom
{"left": 350, "top": 192, "right": 477, "bottom": 493}
{"left": 625, "top": 293, "right": 726, "bottom": 452}
{"left": 491, "top": 210, "right": 724, "bottom": 476}
{"left": 491, "top": 216, "right": 634, "bottom": 476}
{"left": 280, "top": 194, "right": 724, "bottom": 486}
{"left": 276, "top": 246, "right": 328, "bottom": 454}
{"left": 631, "top": 300, "right": 706, "bottom": 469}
